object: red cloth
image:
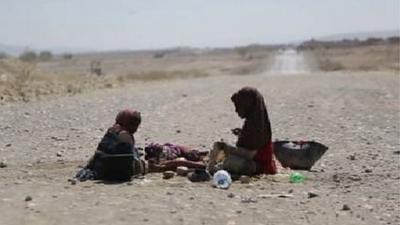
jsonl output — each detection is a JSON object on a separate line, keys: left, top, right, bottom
{"left": 254, "top": 140, "right": 277, "bottom": 174}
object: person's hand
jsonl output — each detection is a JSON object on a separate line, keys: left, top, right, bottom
{"left": 231, "top": 128, "right": 242, "bottom": 136}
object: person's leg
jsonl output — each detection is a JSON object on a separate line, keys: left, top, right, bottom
{"left": 162, "top": 160, "right": 206, "bottom": 169}
{"left": 208, "top": 142, "right": 256, "bottom": 175}
{"left": 219, "top": 144, "right": 257, "bottom": 175}
{"left": 207, "top": 142, "right": 228, "bottom": 174}
{"left": 209, "top": 142, "right": 258, "bottom": 175}
{"left": 224, "top": 144, "right": 257, "bottom": 159}
{"left": 222, "top": 155, "right": 257, "bottom": 176}
{"left": 148, "top": 159, "right": 205, "bottom": 172}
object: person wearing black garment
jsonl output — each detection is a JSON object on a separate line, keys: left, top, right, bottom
{"left": 76, "top": 109, "right": 145, "bottom": 181}
{"left": 208, "top": 87, "right": 277, "bottom": 176}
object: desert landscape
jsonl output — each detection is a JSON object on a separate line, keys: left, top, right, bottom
{"left": 0, "top": 45, "right": 278, "bottom": 104}
{"left": 0, "top": 35, "right": 399, "bottom": 225}
{"left": 299, "top": 37, "right": 400, "bottom": 71}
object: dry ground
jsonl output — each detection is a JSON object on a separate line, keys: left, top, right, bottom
{"left": 0, "top": 68, "right": 399, "bottom": 225}
{"left": 305, "top": 43, "right": 400, "bottom": 71}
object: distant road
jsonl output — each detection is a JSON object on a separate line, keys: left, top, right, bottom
{"left": 268, "top": 49, "right": 313, "bottom": 74}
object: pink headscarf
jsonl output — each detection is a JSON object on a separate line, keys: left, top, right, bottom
{"left": 110, "top": 109, "right": 141, "bottom": 134}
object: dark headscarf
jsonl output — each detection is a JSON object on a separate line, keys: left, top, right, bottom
{"left": 109, "top": 109, "right": 141, "bottom": 135}
{"left": 231, "top": 87, "right": 272, "bottom": 150}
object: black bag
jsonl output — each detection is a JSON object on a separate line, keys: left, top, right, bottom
{"left": 94, "top": 132, "right": 136, "bottom": 181}
{"left": 96, "top": 151, "right": 134, "bottom": 181}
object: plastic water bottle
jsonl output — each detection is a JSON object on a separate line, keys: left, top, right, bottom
{"left": 289, "top": 172, "right": 305, "bottom": 183}
{"left": 213, "top": 170, "right": 232, "bottom": 189}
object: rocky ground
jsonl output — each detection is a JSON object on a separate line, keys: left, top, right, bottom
{"left": 0, "top": 69, "right": 399, "bottom": 225}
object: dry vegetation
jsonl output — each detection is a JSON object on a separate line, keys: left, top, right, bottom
{"left": 0, "top": 63, "right": 207, "bottom": 104}
{"left": 0, "top": 59, "right": 129, "bottom": 104}
{"left": 0, "top": 46, "right": 275, "bottom": 104}
{"left": 299, "top": 38, "right": 400, "bottom": 71}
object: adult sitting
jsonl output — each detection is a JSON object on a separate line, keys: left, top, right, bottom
{"left": 208, "top": 87, "right": 277, "bottom": 176}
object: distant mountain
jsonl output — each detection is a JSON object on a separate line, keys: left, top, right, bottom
{"left": 0, "top": 43, "right": 94, "bottom": 56}
{"left": 316, "top": 30, "right": 400, "bottom": 41}
{"left": 1, "top": 30, "right": 399, "bottom": 56}
{"left": 0, "top": 43, "right": 26, "bottom": 56}
{"left": 47, "top": 46, "right": 95, "bottom": 54}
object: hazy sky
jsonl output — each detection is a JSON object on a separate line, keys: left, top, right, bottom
{"left": 1, "top": 0, "right": 399, "bottom": 50}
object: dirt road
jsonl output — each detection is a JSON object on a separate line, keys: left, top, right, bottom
{"left": 0, "top": 68, "right": 399, "bottom": 224}
{"left": 268, "top": 49, "right": 315, "bottom": 74}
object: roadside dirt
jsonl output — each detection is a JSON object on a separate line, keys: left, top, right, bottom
{"left": 0, "top": 70, "right": 399, "bottom": 225}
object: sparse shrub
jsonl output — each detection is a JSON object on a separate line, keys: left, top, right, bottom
{"left": 39, "top": 51, "right": 53, "bottom": 61}
{"left": 153, "top": 52, "right": 165, "bottom": 59}
{"left": 63, "top": 53, "right": 73, "bottom": 60}
{"left": 320, "top": 59, "right": 344, "bottom": 71}
{"left": 121, "top": 69, "right": 209, "bottom": 81}
{"left": 235, "top": 47, "right": 248, "bottom": 58}
{"left": 19, "top": 51, "right": 37, "bottom": 62}
{"left": 90, "top": 60, "right": 102, "bottom": 76}
{"left": 0, "top": 52, "right": 7, "bottom": 59}
{"left": 387, "top": 36, "right": 400, "bottom": 44}
{"left": 364, "top": 38, "right": 384, "bottom": 45}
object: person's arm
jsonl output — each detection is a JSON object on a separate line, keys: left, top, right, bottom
{"left": 231, "top": 128, "right": 242, "bottom": 136}
{"left": 161, "top": 159, "right": 205, "bottom": 169}
{"left": 117, "top": 131, "right": 140, "bottom": 157}
{"left": 117, "top": 131, "right": 134, "bottom": 145}
{"left": 148, "top": 159, "right": 205, "bottom": 172}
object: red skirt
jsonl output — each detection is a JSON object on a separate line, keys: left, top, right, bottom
{"left": 254, "top": 140, "right": 277, "bottom": 174}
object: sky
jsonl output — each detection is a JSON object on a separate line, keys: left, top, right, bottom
{"left": 0, "top": 0, "right": 399, "bottom": 51}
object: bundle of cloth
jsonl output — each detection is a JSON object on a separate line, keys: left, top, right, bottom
{"left": 144, "top": 143, "right": 208, "bottom": 172}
